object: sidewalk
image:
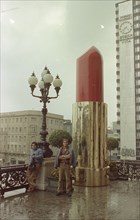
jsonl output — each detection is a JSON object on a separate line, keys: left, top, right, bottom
{"left": 1, "top": 180, "right": 140, "bottom": 220}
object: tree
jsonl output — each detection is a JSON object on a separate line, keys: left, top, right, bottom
{"left": 107, "top": 137, "right": 119, "bottom": 161}
{"left": 49, "top": 130, "right": 72, "bottom": 147}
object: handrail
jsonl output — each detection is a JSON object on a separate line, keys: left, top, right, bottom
{"left": 0, "top": 164, "right": 29, "bottom": 198}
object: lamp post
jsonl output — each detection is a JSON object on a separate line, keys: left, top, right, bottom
{"left": 28, "top": 66, "right": 62, "bottom": 157}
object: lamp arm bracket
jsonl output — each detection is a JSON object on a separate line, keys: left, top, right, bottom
{"left": 48, "top": 95, "right": 58, "bottom": 100}
{"left": 31, "top": 93, "right": 42, "bottom": 99}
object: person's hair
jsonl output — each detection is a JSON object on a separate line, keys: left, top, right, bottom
{"left": 31, "top": 141, "right": 38, "bottom": 146}
{"left": 63, "top": 138, "right": 68, "bottom": 143}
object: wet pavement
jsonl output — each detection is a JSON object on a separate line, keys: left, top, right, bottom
{"left": 1, "top": 181, "right": 140, "bottom": 220}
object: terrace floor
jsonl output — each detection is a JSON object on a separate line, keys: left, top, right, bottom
{"left": 1, "top": 180, "right": 140, "bottom": 220}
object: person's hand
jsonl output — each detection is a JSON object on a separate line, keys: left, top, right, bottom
{"left": 32, "top": 154, "right": 35, "bottom": 158}
{"left": 59, "top": 155, "right": 65, "bottom": 159}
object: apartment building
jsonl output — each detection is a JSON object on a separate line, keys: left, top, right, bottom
{"left": 116, "top": 0, "right": 140, "bottom": 160}
{"left": 0, "top": 110, "right": 64, "bottom": 165}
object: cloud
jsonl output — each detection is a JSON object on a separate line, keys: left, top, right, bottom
{"left": 1, "top": 0, "right": 117, "bottom": 125}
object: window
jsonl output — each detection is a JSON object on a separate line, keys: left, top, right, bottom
{"left": 136, "top": 95, "right": 140, "bottom": 102}
{"left": 135, "top": 38, "right": 140, "bottom": 44}
{"left": 135, "top": 1, "right": 140, "bottom": 6}
{"left": 134, "top": 31, "right": 140, "bottom": 37}
{"left": 31, "top": 136, "right": 35, "bottom": 141}
{"left": 134, "top": 15, "right": 140, "bottom": 21}
{"left": 19, "top": 145, "right": 21, "bottom": 152}
{"left": 136, "top": 88, "right": 140, "bottom": 94}
{"left": 31, "top": 117, "right": 36, "bottom": 122}
{"left": 135, "top": 47, "right": 140, "bottom": 52}
{"left": 135, "top": 55, "right": 140, "bottom": 61}
{"left": 136, "top": 72, "right": 140, "bottom": 77}
{"left": 18, "top": 160, "right": 25, "bottom": 164}
{"left": 134, "top": 8, "right": 140, "bottom": 14}
{"left": 31, "top": 126, "right": 36, "bottom": 132}
{"left": 11, "top": 158, "right": 16, "bottom": 165}
{"left": 135, "top": 62, "right": 140, "bottom": 69}
{"left": 11, "top": 145, "right": 13, "bottom": 151}
{"left": 15, "top": 145, "right": 17, "bottom": 152}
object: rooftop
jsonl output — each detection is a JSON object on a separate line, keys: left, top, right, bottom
{"left": 1, "top": 180, "right": 140, "bottom": 220}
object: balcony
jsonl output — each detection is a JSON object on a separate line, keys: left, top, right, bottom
{"left": 1, "top": 182, "right": 140, "bottom": 220}
{"left": 0, "top": 161, "right": 140, "bottom": 220}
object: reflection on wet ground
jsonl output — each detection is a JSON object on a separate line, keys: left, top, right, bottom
{"left": 1, "top": 181, "right": 140, "bottom": 220}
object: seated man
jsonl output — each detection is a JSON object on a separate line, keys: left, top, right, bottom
{"left": 26, "top": 141, "right": 43, "bottom": 192}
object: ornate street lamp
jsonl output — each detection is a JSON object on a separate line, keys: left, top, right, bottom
{"left": 28, "top": 66, "right": 62, "bottom": 157}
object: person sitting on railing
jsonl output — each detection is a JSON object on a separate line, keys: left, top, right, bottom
{"left": 26, "top": 141, "right": 43, "bottom": 192}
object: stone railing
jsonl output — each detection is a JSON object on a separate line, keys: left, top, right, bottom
{"left": 0, "top": 165, "right": 28, "bottom": 198}
{"left": 109, "top": 160, "right": 140, "bottom": 181}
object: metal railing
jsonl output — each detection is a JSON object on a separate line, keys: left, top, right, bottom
{"left": 0, "top": 165, "right": 28, "bottom": 198}
{"left": 0, "top": 160, "right": 140, "bottom": 198}
{"left": 110, "top": 160, "right": 140, "bottom": 181}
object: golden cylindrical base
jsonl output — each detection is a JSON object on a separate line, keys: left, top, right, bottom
{"left": 75, "top": 167, "right": 109, "bottom": 187}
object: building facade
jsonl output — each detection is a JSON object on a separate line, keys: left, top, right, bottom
{"left": 116, "top": 0, "right": 140, "bottom": 160}
{"left": 107, "top": 124, "right": 119, "bottom": 160}
{"left": 0, "top": 110, "right": 64, "bottom": 165}
{"left": 63, "top": 119, "right": 72, "bottom": 135}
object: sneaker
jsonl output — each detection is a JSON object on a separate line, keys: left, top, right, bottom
{"left": 56, "top": 192, "right": 62, "bottom": 196}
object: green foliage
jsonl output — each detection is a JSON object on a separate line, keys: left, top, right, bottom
{"left": 107, "top": 137, "right": 119, "bottom": 151}
{"left": 49, "top": 130, "right": 72, "bottom": 147}
{"left": 51, "top": 168, "right": 59, "bottom": 179}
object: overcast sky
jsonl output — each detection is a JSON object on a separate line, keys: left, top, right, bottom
{"left": 1, "top": 0, "right": 120, "bottom": 126}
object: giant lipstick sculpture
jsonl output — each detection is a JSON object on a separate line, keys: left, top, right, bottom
{"left": 72, "top": 47, "right": 109, "bottom": 186}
